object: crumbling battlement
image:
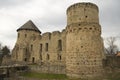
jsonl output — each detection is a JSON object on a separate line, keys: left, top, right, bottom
{"left": 40, "top": 30, "right": 66, "bottom": 40}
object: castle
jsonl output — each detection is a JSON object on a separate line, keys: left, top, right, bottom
{"left": 11, "top": 2, "right": 105, "bottom": 79}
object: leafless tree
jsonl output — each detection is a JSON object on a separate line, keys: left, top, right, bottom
{"left": 105, "top": 37, "right": 118, "bottom": 54}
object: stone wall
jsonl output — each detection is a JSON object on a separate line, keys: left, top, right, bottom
{"left": 12, "top": 28, "right": 66, "bottom": 66}
{"left": 29, "top": 65, "right": 66, "bottom": 74}
{"left": 28, "top": 29, "right": 66, "bottom": 65}
{"left": 4, "top": 77, "right": 65, "bottom": 80}
{"left": 66, "top": 3, "right": 104, "bottom": 79}
{"left": 12, "top": 30, "right": 40, "bottom": 62}
{"left": 11, "top": 2, "right": 105, "bottom": 79}
{"left": 103, "top": 55, "right": 120, "bottom": 68}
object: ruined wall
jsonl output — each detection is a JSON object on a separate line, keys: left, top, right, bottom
{"left": 12, "top": 28, "right": 66, "bottom": 66}
{"left": 11, "top": 2, "right": 105, "bottom": 79}
{"left": 30, "top": 30, "right": 66, "bottom": 66}
{"left": 66, "top": 3, "right": 104, "bottom": 79}
{"left": 12, "top": 30, "right": 41, "bottom": 62}
{"left": 29, "top": 65, "right": 66, "bottom": 74}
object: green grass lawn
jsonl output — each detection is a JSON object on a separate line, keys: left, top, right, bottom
{"left": 21, "top": 72, "right": 67, "bottom": 79}
{"left": 21, "top": 71, "right": 120, "bottom": 80}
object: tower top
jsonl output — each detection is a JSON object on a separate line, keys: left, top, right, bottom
{"left": 67, "top": 2, "right": 98, "bottom": 13}
{"left": 17, "top": 20, "right": 41, "bottom": 33}
{"left": 66, "top": 2, "right": 99, "bottom": 25}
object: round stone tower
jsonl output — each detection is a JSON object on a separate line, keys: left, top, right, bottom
{"left": 16, "top": 20, "right": 41, "bottom": 43}
{"left": 12, "top": 20, "right": 41, "bottom": 62}
{"left": 66, "top": 2, "right": 104, "bottom": 79}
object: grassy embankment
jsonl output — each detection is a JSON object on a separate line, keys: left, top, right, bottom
{"left": 21, "top": 71, "right": 120, "bottom": 80}
{"left": 21, "top": 72, "right": 67, "bottom": 79}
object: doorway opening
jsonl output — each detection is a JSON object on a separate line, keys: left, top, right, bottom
{"left": 32, "top": 57, "right": 35, "bottom": 63}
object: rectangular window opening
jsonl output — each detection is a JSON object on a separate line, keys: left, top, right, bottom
{"left": 45, "top": 43, "right": 48, "bottom": 51}
{"left": 40, "top": 44, "right": 42, "bottom": 52}
{"left": 58, "top": 40, "right": 62, "bottom": 51}
{"left": 31, "top": 45, "right": 33, "bottom": 51}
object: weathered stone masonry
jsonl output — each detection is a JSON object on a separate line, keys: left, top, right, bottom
{"left": 12, "top": 22, "right": 66, "bottom": 66}
{"left": 11, "top": 2, "right": 105, "bottom": 79}
{"left": 66, "top": 3, "right": 104, "bottom": 78}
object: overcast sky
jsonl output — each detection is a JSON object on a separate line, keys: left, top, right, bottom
{"left": 0, "top": 0, "right": 120, "bottom": 49}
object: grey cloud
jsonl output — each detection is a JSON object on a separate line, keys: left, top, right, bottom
{"left": 0, "top": 0, "right": 120, "bottom": 48}
{"left": 0, "top": 0, "right": 32, "bottom": 8}
{"left": 96, "top": 0, "right": 120, "bottom": 38}
{"left": 33, "top": 18, "right": 66, "bottom": 33}
{"left": 101, "top": 1, "right": 120, "bottom": 23}
{"left": 39, "top": 14, "right": 66, "bottom": 27}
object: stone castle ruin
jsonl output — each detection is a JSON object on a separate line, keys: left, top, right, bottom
{"left": 11, "top": 2, "right": 105, "bottom": 79}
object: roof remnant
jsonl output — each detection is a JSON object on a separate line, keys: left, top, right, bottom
{"left": 17, "top": 20, "right": 41, "bottom": 33}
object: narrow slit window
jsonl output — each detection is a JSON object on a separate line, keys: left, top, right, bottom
{"left": 31, "top": 45, "right": 33, "bottom": 51}
{"left": 58, "top": 40, "right": 62, "bottom": 51}
{"left": 59, "top": 55, "right": 62, "bottom": 60}
{"left": 40, "top": 44, "right": 42, "bottom": 52}
{"left": 45, "top": 43, "right": 48, "bottom": 51}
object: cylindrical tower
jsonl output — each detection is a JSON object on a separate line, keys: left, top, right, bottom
{"left": 67, "top": 2, "right": 99, "bottom": 25}
{"left": 66, "top": 3, "right": 104, "bottom": 79}
{"left": 12, "top": 20, "right": 41, "bottom": 62}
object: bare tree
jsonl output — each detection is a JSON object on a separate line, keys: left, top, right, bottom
{"left": 105, "top": 37, "right": 118, "bottom": 54}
